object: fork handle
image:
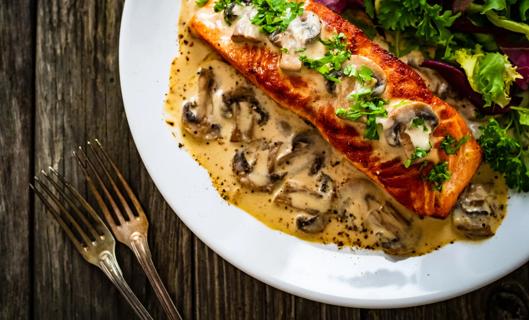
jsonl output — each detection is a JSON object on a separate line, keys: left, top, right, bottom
{"left": 129, "top": 233, "right": 183, "bottom": 320}
{"left": 98, "top": 251, "right": 154, "bottom": 320}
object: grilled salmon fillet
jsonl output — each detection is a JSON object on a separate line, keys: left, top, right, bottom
{"left": 189, "top": 0, "right": 482, "bottom": 218}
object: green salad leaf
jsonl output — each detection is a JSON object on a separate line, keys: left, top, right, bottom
{"left": 454, "top": 46, "right": 521, "bottom": 107}
{"left": 521, "top": 0, "right": 529, "bottom": 21}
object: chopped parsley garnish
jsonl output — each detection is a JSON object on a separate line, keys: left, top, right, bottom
{"left": 426, "top": 161, "right": 451, "bottom": 191}
{"left": 336, "top": 96, "right": 387, "bottom": 140}
{"left": 343, "top": 65, "right": 374, "bottom": 84}
{"left": 404, "top": 147, "right": 429, "bottom": 168}
{"left": 250, "top": 0, "right": 304, "bottom": 34}
{"left": 213, "top": 0, "right": 241, "bottom": 24}
{"left": 299, "top": 33, "right": 351, "bottom": 83}
{"left": 440, "top": 134, "right": 470, "bottom": 155}
{"left": 411, "top": 117, "right": 428, "bottom": 131}
{"left": 196, "top": 0, "right": 209, "bottom": 7}
{"left": 478, "top": 118, "right": 529, "bottom": 192}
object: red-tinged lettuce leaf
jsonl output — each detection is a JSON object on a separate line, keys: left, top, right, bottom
{"left": 517, "top": 66, "right": 529, "bottom": 90}
{"left": 315, "top": 0, "right": 359, "bottom": 13}
{"left": 501, "top": 47, "right": 529, "bottom": 90}
{"left": 452, "top": 0, "right": 473, "bottom": 13}
{"left": 421, "top": 59, "right": 510, "bottom": 114}
{"left": 421, "top": 60, "right": 484, "bottom": 107}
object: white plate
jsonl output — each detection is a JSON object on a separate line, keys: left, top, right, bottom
{"left": 119, "top": 0, "right": 529, "bottom": 308}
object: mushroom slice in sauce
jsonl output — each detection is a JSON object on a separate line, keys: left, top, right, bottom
{"left": 232, "top": 6, "right": 261, "bottom": 43}
{"left": 273, "top": 130, "right": 327, "bottom": 177}
{"left": 232, "top": 140, "right": 283, "bottom": 191}
{"left": 338, "top": 179, "right": 420, "bottom": 255}
{"left": 365, "top": 196, "right": 421, "bottom": 256}
{"left": 295, "top": 212, "right": 328, "bottom": 233}
{"left": 273, "top": 172, "right": 334, "bottom": 215}
{"left": 182, "top": 68, "right": 221, "bottom": 140}
{"left": 383, "top": 102, "right": 439, "bottom": 151}
{"left": 347, "top": 55, "right": 387, "bottom": 96}
{"left": 269, "top": 12, "right": 321, "bottom": 71}
{"left": 452, "top": 184, "right": 496, "bottom": 239}
{"left": 222, "top": 87, "right": 269, "bottom": 142}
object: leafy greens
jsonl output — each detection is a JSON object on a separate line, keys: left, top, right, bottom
{"left": 454, "top": 46, "right": 521, "bottom": 107}
{"left": 478, "top": 118, "right": 529, "bottom": 192}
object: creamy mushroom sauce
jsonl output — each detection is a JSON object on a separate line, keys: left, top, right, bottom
{"left": 164, "top": 0, "right": 508, "bottom": 256}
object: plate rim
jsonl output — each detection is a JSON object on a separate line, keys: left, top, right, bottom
{"left": 118, "top": 0, "right": 529, "bottom": 308}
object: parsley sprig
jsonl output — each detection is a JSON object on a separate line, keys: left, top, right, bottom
{"left": 370, "top": 0, "right": 461, "bottom": 57}
{"left": 336, "top": 96, "right": 387, "bottom": 140}
{"left": 299, "top": 33, "right": 351, "bottom": 83}
{"left": 426, "top": 161, "right": 451, "bottom": 191}
{"left": 478, "top": 118, "right": 529, "bottom": 192}
{"left": 440, "top": 134, "right": 470, "bottom": 155}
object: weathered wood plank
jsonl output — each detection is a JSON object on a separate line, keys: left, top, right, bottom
{"left": 33, "top": 0, "right": 194, "bottom": 318}
{"left": 34, "top": 0, "right": 132, "bottom": 318}
{"left": 0, "top": 1, "right": 35, "bottom": 319}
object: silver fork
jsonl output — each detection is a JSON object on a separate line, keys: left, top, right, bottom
{"left": 31, "top": 169, "right": 153, "bottom": 320}
{"left": 74, "top": 140, "right": 183, "bottom": 320}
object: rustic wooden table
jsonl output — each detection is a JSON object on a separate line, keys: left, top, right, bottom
{"left": 2, "top": 1, "right": 529, "bottom": 319}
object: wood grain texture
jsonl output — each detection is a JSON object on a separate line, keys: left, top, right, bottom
{"left": 0, "top": 1, "right": 35, "bottom": 319}
{"left": 1, "top": 0, "right": 529, "bottom": 319}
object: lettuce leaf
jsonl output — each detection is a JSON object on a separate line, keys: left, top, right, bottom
{"left": 454, "top": 47, "right": 484, "bottom": 92}
{"left": 454, "top": 46, "right": 521, "bottom": 107}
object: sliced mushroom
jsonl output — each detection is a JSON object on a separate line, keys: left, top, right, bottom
{"left": 337, "top": 178, "right": 420, "bottom": 255}
{"left": 269, "top": 12, "right": 321, "bottom": 48}
{"left": 295, "top": 212, "right": 328, "bottom": 233}
{"left": 222, "top": 87, "right": 269, "bottom": 142}
{"left": 232, "top": 6, "right": 261, "bottom": 43}
{"left": 365, "top": 195, "right": 421, "bottom": 256}
{"left": 384, "top": 102, "right": 439, "bottom": 150}
{"left": 452, "top": 184, "right": 496, "bottom": 239}
{"left": 273, "top": 173, "right": 334, "bottom": 215}
{"left": 279, "top": 53, "right": 303, "bottom": 72}
{"left": 273, "top": 130, "right": 327, "bottom": 176}
{"left": 347, "top": 55, "right": 387, "bottom": 96}
{"left": 269, "top": 12, "right": 321, "bottom": 72}
{"left": 182, "top": 68, "right": 221, "bottom": 140}
{"left": 232, "top": 140, "right": 283, "bottom": 191}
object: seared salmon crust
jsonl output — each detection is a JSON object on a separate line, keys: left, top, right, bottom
{"left": 190, "top": 0, "right": 482, "bottom": 218}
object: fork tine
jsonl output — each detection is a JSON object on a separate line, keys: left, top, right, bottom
{"left": 73, "top": 151, "right": 119, "bottom": 228}
{"left": 33, "top": 176, "right": 93, "bottom": 247}
{"left": 47, "top": 167, "right": 114, "bottom": 240}
{"left": 31, "top": 183, "right": 85, "bottom": 253}
{"left": 75, "top": 147, "right": 128, "bottom": 224}
{"left": 87, "top": 140, "right": 136, "bottom": 221}
{"left": 93, "top": 139, "right": 146, "bottom": 217}
{"left": 43, "top": 169, "right": 102, "bottom": 241}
